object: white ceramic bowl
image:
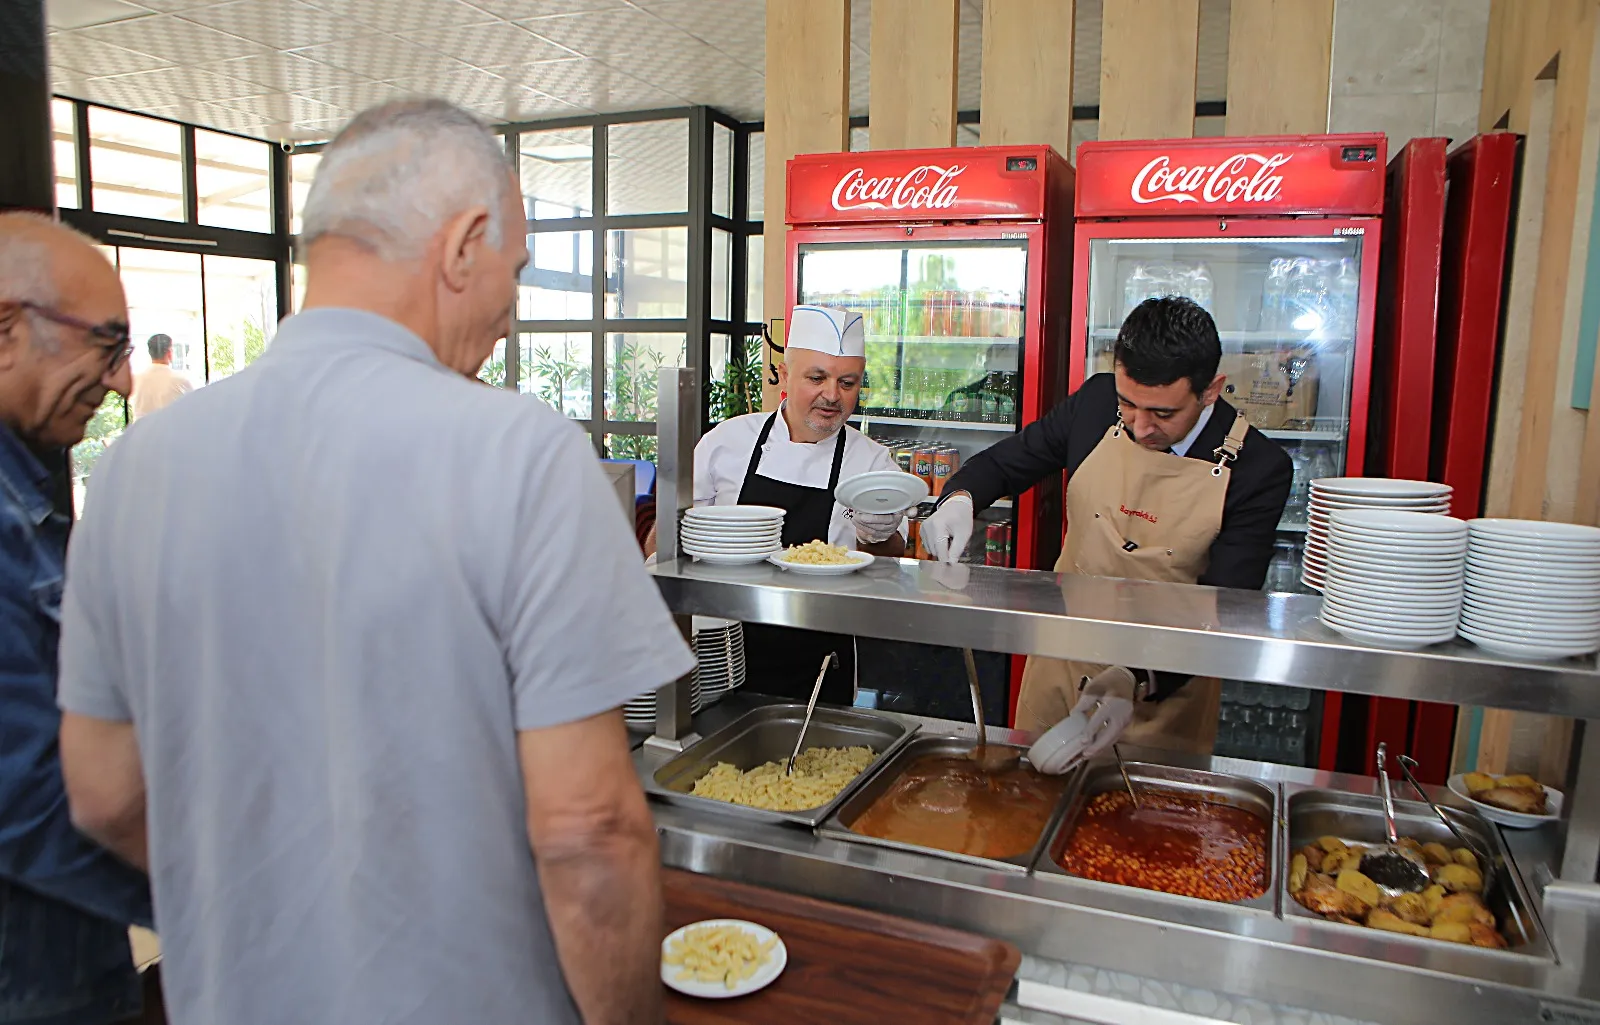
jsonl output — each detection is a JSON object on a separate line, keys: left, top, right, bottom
{"left": 1323, "top": 598, "right": 1459, "bottom": 628}
{"left": 1446, "top": 775, "right": 1563, "bottom": 829}
{"left": 1459, "top": 628, "right": 1598, "bottom": 660}
{"left": 1467, "top": 533, "right": 1600, "bottom": 554}
{"left": 1324, "top": 573, "right": 1465, "bottom": 598}
{"left": 1320, "top": 613, "right": 1455, "bottom": 649}
{"left": 1329, "top": 509, "right": 1466, "bottom": 533}
{"left": 1312, "top": 477, "right": 1452, "bottom": 498}
{"left": 1456, "top": 617, "right": 1600, "bottom": 645}
{"left": 1465, "top": 557, "right": 1600, "bottom": 582}
{"left": 1461, "top": 597, "right": 1600, "bottom": 624}
{"left": 1463, "top": 584, "right": 1600, "bottom": 610}
{"left": 1326, "top": 549, "right": 1465, "bottom": 573}
{"left": 1468, "top": 518, "right": 1600, "bottom": 544}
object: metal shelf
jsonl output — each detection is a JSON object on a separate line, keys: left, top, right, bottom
{"left": 649, "top": 557, "right": 1600, "bottom": 718}
{"left": 1277, "top": 520, "right": 1309, "bottom": 533}
{"left": 1262, "top": 429, "right": 1345, "bottom": 441}
{"left": 855, "top": 414, "right": 1015, "bottom": 432}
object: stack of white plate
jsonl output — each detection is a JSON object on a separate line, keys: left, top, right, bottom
{"left": 1303, "top": 478, "right": 1453, "bottom": 591}
{"left": 622, "top": 676, "right": 701, "bottom": 731}
{"left": 1460, "top": 519, "right": 1600, "bottom": 659}
{"left": 693, "top": 615, "right": 746, "bottom": 704}
{"left": 680, "top": 505, "right": 785, "bottom": 564}
{"left": 1319, "top": 509, "right": 1467, "bottom": 649}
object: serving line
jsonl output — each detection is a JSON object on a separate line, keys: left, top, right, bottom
{"left": 635, "top": 698, "right": 1600, "bottom": 1025}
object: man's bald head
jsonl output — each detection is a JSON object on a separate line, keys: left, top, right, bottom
{"left": 0, "top": 213, "right": 131, "bottom": 447}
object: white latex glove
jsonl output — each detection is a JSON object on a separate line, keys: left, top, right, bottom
{"left": 922, "top": 493, "right": 973, "bottom": 564}
{"left": 1080, "top": 696, "right": 1136, "bottom": 759}
{"left": 850, "top": 509, "right": 904, "bottom": 545}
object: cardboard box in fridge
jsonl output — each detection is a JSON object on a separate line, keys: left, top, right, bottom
{"left": 1218, "top": 353, "right": 1320, "bottom": 431}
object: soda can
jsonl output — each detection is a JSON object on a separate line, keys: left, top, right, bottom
{"left": 984, "top": 522, "right": 1005, "bottom": 566}
{"left": 912, "top": 444, "right": 936, "bottom": 486}
{"left": 931, "top": 445, "right": 957, "bottom": 496}
{"left": 895, "top": 448, "right": 913, "bottom": 475}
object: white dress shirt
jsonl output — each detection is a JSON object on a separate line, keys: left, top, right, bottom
{"left": 131, "top": 362, "right": 193, "bottom": 420}
{"left": 693, "top": 408, "right": 907, "bottom": 548}
{"left": 1168, "top": 402, "right": 1215, "bottom": 458}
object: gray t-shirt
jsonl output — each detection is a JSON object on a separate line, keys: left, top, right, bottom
{"left": 58, "top": 308, "right": 693, "bottom": 1025}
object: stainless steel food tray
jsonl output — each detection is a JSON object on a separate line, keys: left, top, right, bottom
{"left": 1282, "top": 787, "right": 1554, "bottom": 962}
{"left": 644, "top": 704, "right": 916, "bottom": 828}
{"left": 815, "top": 735, "right": 1081, "bottom": 873}
{"left": 1032, "top": 761, "right": 1283, "bottom": 915}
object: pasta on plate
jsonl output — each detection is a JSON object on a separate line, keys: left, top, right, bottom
{"left": 778, "top": 540, "right": 855, "bottom": 565}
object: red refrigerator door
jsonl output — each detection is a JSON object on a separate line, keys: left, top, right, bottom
{"left": 1338, "top": 138, "right": 1449, "bottom": 778}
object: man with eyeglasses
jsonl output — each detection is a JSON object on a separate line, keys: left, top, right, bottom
{"left": 0, "top": 212, "right": 154, "bottom": 1025}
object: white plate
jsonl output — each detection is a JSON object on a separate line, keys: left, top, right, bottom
{"left": 1466, "top": 534, "right": 1600, "bottom": 556}
{"left": 681, "top": 523, "right": 784, "bottom": 537}
{"left": 661, "top": 919, "right": 787, "bottom": 1000}
{"left": 1469, "top": 519, "right": 1600, "bottom": 544}
{"left": 1464, "top": 557, "right": 1600, "bottom": 582}
{"left": 1463, "top": 586, "right": 1600, "bottom": 611}
{"left": 1320, "top": 613, "right": 1455, "bottom": 649}
{"left": 1323, "top": 594, "right": 1462, "bottom": 618}
{"left": 690, "top": 551, "right": 779, "bottom": 565}
{"left": 835, "top": 469, "right": 929, "bottom": 515}
{"left": 1312, "top": 478, "right": 1452, "bottom": 498}
{"left": 1447, "top": 774, "right": 1563, "bottom": 828}
{"left": 1326, "top": 543, "right": 1465, "bottom": 565}
{"left": 1458, "top": 628, "right": 1599, "bottom": 660}
{"left": 1329, "top": 509, "right": 1466, "bottom": 534}
{"left": 1460, "top": 599, "right": 1600, "bottom": 626}
{"left": 1456, "top": 615, "right": 1600, "bottom": 643}
{"left": 1323, "top": 571, "right": 1463, "bottom": 595}
{"left": 683, "top": 538, "right": 781, "bottom": 550}
{"left": 684, "top": 505, "right": 787, "bottom": 522}
{"left": 1319, "top": 600, "right": 1458, "bottom": 631}
{"left": 1325, "top": 555, "right": 1464, "bottom": 579}
{"left": 767, "top": 550, "right": 875, "bottom": 575}
{"left": 1327, "top": 529, "right": 1468, "bottom": 549}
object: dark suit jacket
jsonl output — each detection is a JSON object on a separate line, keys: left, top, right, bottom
{"left": 944, "top": 372, "right": 1295, "bottom": 590}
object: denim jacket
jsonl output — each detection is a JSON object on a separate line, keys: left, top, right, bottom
{"left": 0, "top": 424, "right": 151, "bottom": 1025}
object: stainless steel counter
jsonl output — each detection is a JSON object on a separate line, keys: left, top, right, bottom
{"left": 650, "top": 557, "right": 1600, "bottom": 717}
{"left": 639, "top": 696, "right": 1600, "bottom": 1025}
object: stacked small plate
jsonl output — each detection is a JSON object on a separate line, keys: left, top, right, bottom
{"left": 693, "top": 616, "right": 746, "bottom": 704}
{"left": 1460, "top": 519, "right": 1600, "bottom": 659}
{"left": 623, "top": 676, "right": 701, "bottom": 731}
{"left": 1303, "top": 478, "right": 1453, "bottom": 591}
{"left": 1318, "top": 509, "right": 1467, "bottom": 649}
{"left": 681, "top": 505, "right": 785, "bottom": 564}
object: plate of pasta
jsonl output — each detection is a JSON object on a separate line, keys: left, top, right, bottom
{"left": 661, "top": 919, "right": 787, "bottom": 999}
{"left": 768, "top": 540, "right": 874, "bottom": 575}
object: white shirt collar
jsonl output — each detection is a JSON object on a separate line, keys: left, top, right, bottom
{"left": 1168, "top": 402, "right": 1215, "bottom": 458}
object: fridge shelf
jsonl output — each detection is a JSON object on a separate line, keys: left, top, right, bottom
{"left": 1278, "top": 521, "right": 1309, "bottom": 533}
{"left": 1261, "top": 429, "right": 1344, "bottom": 441}
{"left": 855, "top": 414, "right": 1016, "bottom": 432}
{"left": 1089, "top": 328, "right": 1355, "bottom": 348}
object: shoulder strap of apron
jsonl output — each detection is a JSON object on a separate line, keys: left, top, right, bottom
{"left": 1209, "top": 409, "right": 1251, "bottom": 477}
{"left": 745, "top": 412, "right": 780, "bottom": 477}
{"left": 826, "top": 423, "right": 848, "bottom": 491}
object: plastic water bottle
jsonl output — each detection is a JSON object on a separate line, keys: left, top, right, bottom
{"left": 1123, "top": 263, "right": 1152, "bottom": 318}
{"left": 1261, "top": 259, "right": 1288, "bottom": 332}
{"left": 1330, "top": 257, "right": 1360, "bottom": 339}
{"left": 1187, "top": 262, "right": 1214, "bottom": 311}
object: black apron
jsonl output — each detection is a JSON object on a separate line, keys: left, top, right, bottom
{"left": 737, "top": 412, "right": 857, "bottom": 705}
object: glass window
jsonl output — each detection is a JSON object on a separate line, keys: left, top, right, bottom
{"left": 712, "top": 123, "right": 733, "bottom": 219}
{"left": 746, "top": 234, "right": 764, "bottom": 325}
{"left": 850, "top": 126, "right": 869, "bottom": 152}
{"left": 117, "top": 247, "right": 204, "bottom": 386}
{"left": 606, "top": 119, "right": 687, "bottom": 216}
{"left": 605, "top": 432, "right": 657, "bottom": 461}
{"left": 53, "top": 99, "right": 77, "bottom": 210}
{"left": 89, "top": 107, "right": 183, "bottom": 221}
{"left": 478, "top": 339, "right": 507, "bottom": 387}
{"left": 520, "top": 332, "right": 592, "bottom": 419}
{"left": 290, "top": 152, "right": 320, "bottom": 236}
{"left": 747, "top": 131, "right": 764, "bottom": 221}
{"left": 711, "top": 227, "right": 731, "bottom": 321}
{"left": 520, "top": 127, "right": 592, "bottom": 219}
{"left": 606, "top": 332, "right": 685, "bottom": 423}
{"left": 521, "top": 230, "right": 594, "bottom": 319}
{"left": 203, "top": 255, "right": 279, "bottom": 381}
{"left": 196, "top": 129, "right": 271, "bottom": 232}
{"left": 71, "top": 394, "right": 127, "bottom": 517}
{"left": 606, "top": 227, "right": 688, "bottom": 319}
{"left": 290, "top": 259, "right": 306, "bottom": 315}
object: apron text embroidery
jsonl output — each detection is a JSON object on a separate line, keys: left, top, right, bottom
{"left": 1119, "top": 504, "right": 1158, "bottom": 524}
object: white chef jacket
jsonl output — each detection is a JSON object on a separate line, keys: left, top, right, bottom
{"left": 693, "top": 408, "right": 908, "bottom": 548}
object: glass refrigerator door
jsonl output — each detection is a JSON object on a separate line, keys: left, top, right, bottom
{"left": 1085, "top": 234, "right": 1364, "bottom": 769}
{"left": 797, "top": 239, "right": 1029, "bottom": 564}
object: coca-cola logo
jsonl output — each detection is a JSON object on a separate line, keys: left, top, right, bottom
{"left": 1130, "top": 152, "right": 1292, "bottom": 206}
{"left": 831, "top": 164, "right": 966, "bottom": 212}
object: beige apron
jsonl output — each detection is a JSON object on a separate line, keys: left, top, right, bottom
{"left": 1015, "top": 410, "right": 1250, "bottom": 754}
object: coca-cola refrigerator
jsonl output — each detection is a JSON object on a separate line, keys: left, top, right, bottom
{"left": 785, "top": 145, "right": 1076, "bottom": 571}
{"left": 1070, "top": 134, "right": 1389, "bottom": 767}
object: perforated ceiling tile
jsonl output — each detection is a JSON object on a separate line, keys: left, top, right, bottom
{"left": 300, "top": 0, "right": 498, "bottom": 33}
{"left": 499, "top": 55, "right": 684, "bottom": 112}
{"left": 79, "top": 13, "right": 269, "bottom": 61}
{"left": 386, "top": 66, "right": 524, "bottom": 108}
{"left": 635, "top": 0, "right": 765, "bottom": 74}
{"left": 519, "top": 8, "right": 696, "bottom": 59}
{"left": 296, "top": 78, "right": 415, "bottom": 112}
{"left": 181, "top": 0, "right": 367, "bottom": 51}
{"left": 48, "top": 31, "right": 174, "bottom": 75}
{"left": 398, "top": 20, "right": 575, "bottom": 65}
{"left": 86, "top": 64, "right": 263, "bottom": 104}
{"left": 225, "top": 89, "right": 350, "bottom": 122}
{"left": 291, "top": 34, "right": 473, "bottom": 80}
{"left": 466, "top": 0, "right": 627, "bottom": 16}
{"left": 49, "top": 0, "right": 149, "bottom": 31}
{"left": 626, "top": 48, "right": 763, "bottom": 119}
{"left": 122, "top": 0, "right": 226, "bottom": 11}
{"left": 202, "top": 50, "right": 356, "bottom": 92}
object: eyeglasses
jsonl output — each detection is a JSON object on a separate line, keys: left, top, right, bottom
{"left": 17, "top": 301, "right": 134, "bottom": 374}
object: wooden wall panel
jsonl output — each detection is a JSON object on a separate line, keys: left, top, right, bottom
{"left": 762, "top": 0, "right": 850, "bottom": 410}
{"left": 869, "top": 0, "right": 960, "bottom": 150}
{"left": 1099, "top": 0, "right": 1200, "bottom": 140}
{"left": 979, "top": 0, "right": 1075, "bottom": 156}
{"left": 1224, "top": 0, "right": 1334, "bottom": 135}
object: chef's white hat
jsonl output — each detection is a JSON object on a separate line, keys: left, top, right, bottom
{"left": 787, "top": 304, "right": 866, "bottom": 358}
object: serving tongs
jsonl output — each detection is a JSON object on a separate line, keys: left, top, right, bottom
{"left": 1360, "top": 743, "right": 1431, "bottom": 895}
{"left": 1396, "top": 752, "right": 1499, "bottom": 900}
{"left": 785, "top": 651, "right": 838, "bottom": 776}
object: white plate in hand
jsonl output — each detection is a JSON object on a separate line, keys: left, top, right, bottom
{"left": 1446, "top": 774, "right": 1563, "bottom": 828}
{"left": 834, "top": 470, "right": 928, "bottom": 515}
{"left": 768, "top": 550, "right": 875, "bottom": 575}
{"left": 661, "top": 919, "right": 787, "bottom": 1000}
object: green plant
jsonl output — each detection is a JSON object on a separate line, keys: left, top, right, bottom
{"left": 608, "top": 336, "right": 672, "bottom": 422}
{"left": 707, "top": 340, "right": 763, "bottom": 424}
{"left": 529, "top": 344, "right": 591, "bottom": 415}
{"left": 70, "top": 393, "right": 128, "bottom": 483}
{"left": 607, "top": 434, "right": 658, "bottom": 461}
{"left": 208, "top": 318, "right": 269, "bottom": 379}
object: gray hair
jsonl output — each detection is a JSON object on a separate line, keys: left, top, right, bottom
{"left": 0, "top": 211, "right": 64, "bottom": 306}
{"left": 301, "top": 98, "right": 512, "bottom": 261}
{"left": 148, "top": 333, "right": 173, "bottom": 360}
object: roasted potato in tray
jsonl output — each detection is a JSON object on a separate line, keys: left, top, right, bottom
{"left": 1434, "top": 862, "right": 1484, "bottom": 894}
{"left": 1335, "top": 869, "right": 1381, "bottom": 908}
{"left": 1462, "top": 772, "right": 1498, "bottom": 795}
{"left": 1368, "top": 907, "right": 1431, "bottom": 937}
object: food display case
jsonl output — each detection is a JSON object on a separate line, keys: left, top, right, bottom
{"left": 784, "top": 145, "right": 1076, "bottom": 571}
{"left": 641, "top": 375, "right": 1600, "bottom": 1022}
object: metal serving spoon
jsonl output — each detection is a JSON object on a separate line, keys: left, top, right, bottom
{"left": 786, "top": 651, "right": 837, "bottom": 776}
{"left": 1360, "top": 743, "right": 1431, "bottom": 895}
{"left": 964, "top": 647, "right": 1020, "bottom": 772}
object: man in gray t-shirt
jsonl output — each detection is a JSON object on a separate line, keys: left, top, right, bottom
{"left": 56, "top": 99, "right": 693, "bottom": 1025}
